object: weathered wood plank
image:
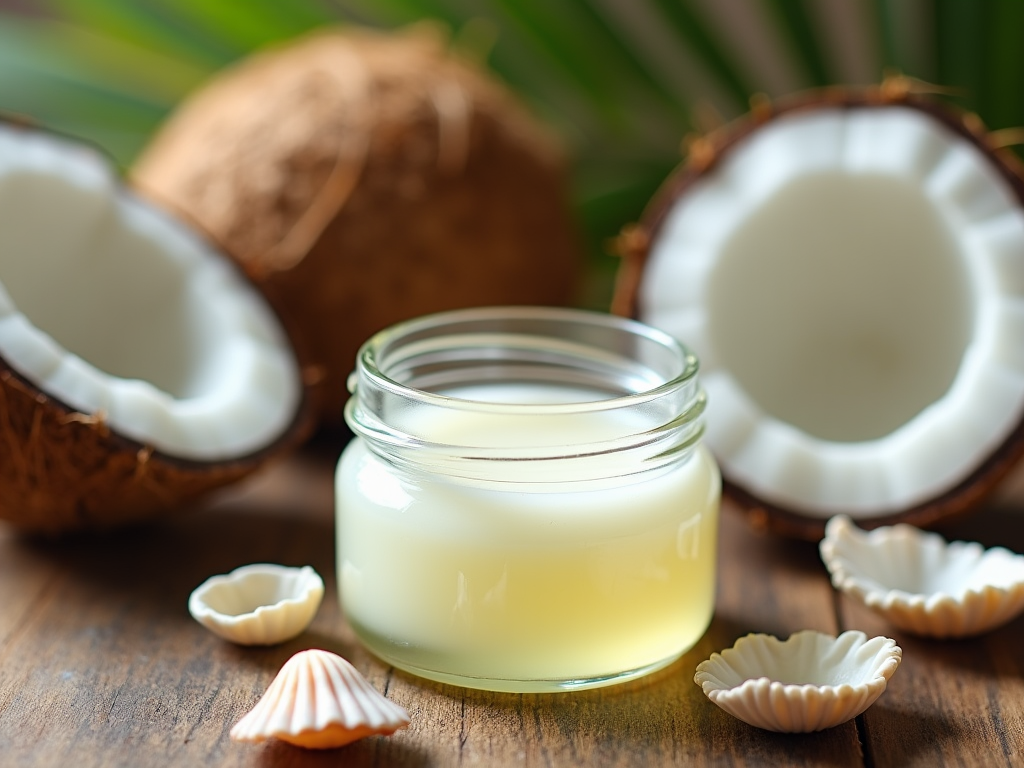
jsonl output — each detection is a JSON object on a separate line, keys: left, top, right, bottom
{"left": 379, "top": 503, "right": 863, "bottom": 768}
{"left": 0, "top": 527, "right": 60, "bottom": 649}
{"left": 841, "top": 506, "right": 1024, "bottom": 768}
{"left": 0, "top": 448, "right": 864, "bottom": 767}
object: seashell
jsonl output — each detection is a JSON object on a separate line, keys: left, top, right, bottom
{"left": 820, "top": 515, "right": 1024, "bottom": 638}
{"left": 230, "top": 649, "right": 410, "bottom": 749}
{"left": 188, "top": 563, "right": 324, "bottom": 645}
{"left": 694, "top": 630, "right": 901, "bottom": 733}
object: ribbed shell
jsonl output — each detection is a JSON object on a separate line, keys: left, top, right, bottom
{"left": 188, "top": 564, "right": 324, "bottom": 646}
{"left": 821, "top": 515, "right": 1024, "bottom": 638}
{"left": 694, "top": 630, "right": 901, "bottom": 733}
{"left": 230, "top": 649, "right": 409, "bottom": 749}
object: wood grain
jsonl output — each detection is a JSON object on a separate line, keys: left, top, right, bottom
{"left": 838, "top": 508, "right": 1024, "bottom": 768}
{"left": 0, "top": 443, "right": 1017, "bottom": 766}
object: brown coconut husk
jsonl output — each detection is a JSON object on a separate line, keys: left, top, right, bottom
{"left": 612, "top": 79, "right": 1024, "bottom": 539}
{"left": 0, "top": 362, "right": 313, "bottom": 534}
{"left": 132, "top": 27, "right": 582, "bottom": 428}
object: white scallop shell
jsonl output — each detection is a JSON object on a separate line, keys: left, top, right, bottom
{"left": 188, "top": 564, "right": 324, "bottom": 645}
{"left": 230, "top": 649, "right": 410, "bottom": 749}
{"left": 695, "top": 630, "right": 901, "bottom": 732}
{"left": 820, "top": 515, "right": 1024, "bottom": 638}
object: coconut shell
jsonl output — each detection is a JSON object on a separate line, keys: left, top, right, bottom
{"left": 0, "top": 118, "right": 315, "bottom": 534}
{"left": 132, "top": 28, "right": 582, "bottom": 428}
{"left": 612, "top": 81, "right": 1024, "bottom": 539}
{"left": 0, "top": 364, "right": 310, "bottom": 533}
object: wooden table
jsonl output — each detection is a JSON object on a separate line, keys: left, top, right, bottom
{"left": 2, "top": 440, "right": 1023, "bottom": 767}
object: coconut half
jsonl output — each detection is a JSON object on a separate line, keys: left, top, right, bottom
{"left": 0, "top": 121, "right": 307, "bottom": 532}
{"left": 614, "top": 86, "right": 1024, "bottom": 537}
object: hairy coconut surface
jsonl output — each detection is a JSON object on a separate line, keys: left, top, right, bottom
{"left": 132, "top": 28, "right": 582, "bottom": 428}
{"left": 0, "top": 120, "right": 312, "bottom": 533}
{"left": 0, "top": 366, "right": 252, "bottom": 532}
{"left": 613, "top": 83, "right": 1024, "bottom": 538}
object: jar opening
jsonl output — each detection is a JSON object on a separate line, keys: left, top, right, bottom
{"left": 345, "top": 307, "right": 706, "bottom": 484}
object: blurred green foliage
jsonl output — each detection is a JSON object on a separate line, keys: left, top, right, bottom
{"left": 1, "top": 0, "right": 1022, "bottom": 306}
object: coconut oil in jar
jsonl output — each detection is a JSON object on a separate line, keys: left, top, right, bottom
{"left": 337, "top": 308, "right": 720, "bottom": 692}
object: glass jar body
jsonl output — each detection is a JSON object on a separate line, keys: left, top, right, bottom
{"left": 336, "top": 307, "right": 720, "bottom": 692}
{"left": 337, "top": 439, "right": 719, "bottom": 692}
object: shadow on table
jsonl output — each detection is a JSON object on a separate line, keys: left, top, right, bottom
{"left": 10, "top": 461, "right": 357, "bottom": 676}
{"left": 861, "top": 701, "right": 974, "bottom": 766}
{"left": 724, "top": 525, "right": 828, "bottom": 580}
{"left": 20, "top": 502, "right": 334, "bottom": 607}
{"left": 884, "top": 618, "right": 1024, "bottom": 683}
{"left": 254, "top": 737, "right": 430, "bottom": 768}
{"left": 936, "top": 505, "right": 1024, "bottom": 552}
{"left": 385, "top": 616, "right": 862, "bottom": 768}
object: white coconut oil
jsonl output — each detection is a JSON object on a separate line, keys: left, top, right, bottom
{"left": 337, "top": 308, "right": 720, "bottom": 692}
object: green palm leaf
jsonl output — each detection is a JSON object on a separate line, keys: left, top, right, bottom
{"left": 2, "top": 0, "right": 1023, "bottom": 306}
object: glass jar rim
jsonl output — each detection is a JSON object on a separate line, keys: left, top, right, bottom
{"left": 349, "top": 306, "right": 699, "bottom": 413}
{"left": 344, "top": 306, "right": 707, "bottom": 484}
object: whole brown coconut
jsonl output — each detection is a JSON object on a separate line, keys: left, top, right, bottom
{"left": 132, "top": 27, "right": 582, "bottom": 428}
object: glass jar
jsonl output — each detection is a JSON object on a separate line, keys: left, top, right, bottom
{"left": 336, "top": 307, "right": 720, "bottom": 692}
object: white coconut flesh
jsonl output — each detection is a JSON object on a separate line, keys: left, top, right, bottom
{"left": 640, "top": 106, "right": 1024, "bottom": 518}
{"left": 0, "top": 124, "right": 301, "bottom": 461}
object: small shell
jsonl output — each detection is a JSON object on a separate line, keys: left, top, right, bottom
{"left": 694, "top": 630, "right": 901, "bottom": 732}
{"left": 188, "top": 564, "right": 324, "bottom": 645}
{"left": 820, "top": 515, "right": 1024, "bottom": 638}
{"left": 230, "top": 649, "right": 410, "bottom": 749}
